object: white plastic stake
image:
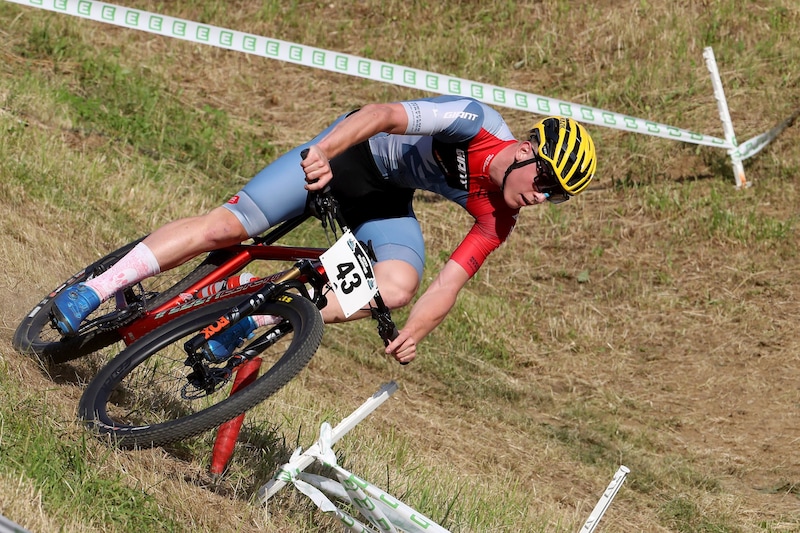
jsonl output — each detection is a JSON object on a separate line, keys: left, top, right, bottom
{"left": 580, "top": 465, "right": 630, "bottom": 533}
{"left": 258, "top": 381, "right": 398, "bottom": 503}
{"left": 704, "top": 47, "right": 749, "bottom": 189}
{"left": 0, "top": 514, "right": 32, "bottom": 533}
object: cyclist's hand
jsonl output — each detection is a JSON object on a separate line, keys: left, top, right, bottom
{"left": 385, "top": 330, "right": 417, "bottom": 364}
{"left": 301, "top": 145, "right": 333, "bottom": 191}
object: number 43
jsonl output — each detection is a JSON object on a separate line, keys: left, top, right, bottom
{"left": 335, "top": 261, "right": 361, "bottom": 294}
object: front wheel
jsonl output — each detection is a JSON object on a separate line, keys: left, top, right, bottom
{"left": 78, "top": 294, "right": 324, "bottom": 449}
{"left": 13, "top": 237, "right": 235, "bottom": 364}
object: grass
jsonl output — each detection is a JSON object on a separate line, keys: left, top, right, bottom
{"left": 14, "top": 17, "right": 274, "bottom": 182}
{"left": 0, "top": 380, "right": 179, "bottom": 530}
{"left": 1, "top": 0, "right": 799, "bottom": 531}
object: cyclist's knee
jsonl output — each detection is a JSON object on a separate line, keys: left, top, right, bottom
{"left": 200, "top": 207, "right": 249, "bottom": 247}
{"left": 375, "top": 261, "right": 419, "bottom": 310}
{"left": 382, "top": 288, "right": 414, "bottom": 310}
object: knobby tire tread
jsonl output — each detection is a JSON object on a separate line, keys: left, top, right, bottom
{"left": 78, "top": 296, "right": 323, "bottom": 449}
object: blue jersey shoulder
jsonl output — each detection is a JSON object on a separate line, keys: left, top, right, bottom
{"left": 400, "top": 96, "right": 510, "bottom": 143}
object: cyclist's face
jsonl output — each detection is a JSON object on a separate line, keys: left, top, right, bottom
{"left": 503, "top": 152, "right": 549, "bottom": 209}
{"left": 532, "top": 158, "right": 570, "bottom": 204}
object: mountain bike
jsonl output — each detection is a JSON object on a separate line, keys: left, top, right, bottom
{"left": 16, "top": 181, "right": 398, "bottom": 448}
{"left": 14, "top": 180, "right": 393, "bottom": 365}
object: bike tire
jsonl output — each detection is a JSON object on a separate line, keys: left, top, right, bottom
{"left": 78, "top": 294, "right": 323, "bottom": 449}
{"left": 13, "top": 237, "right": 235, "bottom": 364}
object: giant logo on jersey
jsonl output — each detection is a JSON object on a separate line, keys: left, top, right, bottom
{"left": 432, "top": 140, "right": 471, "bottom": 191}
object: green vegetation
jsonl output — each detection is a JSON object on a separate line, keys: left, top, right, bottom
{"left": 0, "top": 380, "right": 179, "bottom": 530}
{"left": 1, "top": 0, "right": 799, "bottom": 531}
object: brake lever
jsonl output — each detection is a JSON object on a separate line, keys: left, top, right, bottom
{"left": 371, "top": 300, "right": 408, "bottom": 366}
{"left": 301, "top": 148, "right": 342, "bottom": 238}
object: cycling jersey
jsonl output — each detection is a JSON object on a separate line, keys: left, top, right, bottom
{"left": 224, "top": 95, "right": 520, "bottom": 279}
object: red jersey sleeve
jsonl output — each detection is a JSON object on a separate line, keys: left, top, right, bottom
{"left": 449, "top": 192, "right": 518, "bottom": 277}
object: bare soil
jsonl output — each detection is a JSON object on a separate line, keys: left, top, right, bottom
{"left": 2, "top": 1, "right": 800, "bottom": 531}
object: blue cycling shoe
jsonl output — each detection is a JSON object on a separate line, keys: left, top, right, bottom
{"left": 51, "top": 283, "right": 102, "bottom": 336}
{"left": 202, "top": 316, "right": 257, "bottom": 362}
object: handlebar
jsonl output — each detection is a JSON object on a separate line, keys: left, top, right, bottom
{"left": 302, "top": 147, "right": 406, "bottom": 364}
{"left": 301, "top": 148, "right": 351, "bottom": 236}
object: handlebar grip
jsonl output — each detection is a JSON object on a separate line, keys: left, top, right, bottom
{"left": 384, "top": 326, "right": 409, "bottom": 366}
{"left": 301, "top": 147, "right": 331, "bottom": 193}
{"left": 300, "top": 147, "right": 320, "bottom": 186}
{"left": 383, "top": 326, "right": 399, "bottom": 347}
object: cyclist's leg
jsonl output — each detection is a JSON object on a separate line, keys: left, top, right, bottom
{"left": 52, "top": 207, "right": 254, "bottom": 335}
{"left": 87, "top": 147, "right": 313, "bottom": 298}
{"left": 357, "top": 216, "right": 425, "bottom": 304}
{"left": 317, "top": 138, "right": 424, "bottom": 322}
{"left": 140, "top": 207, "right": 249, "bottom": 270}
{"left": 52, "top": 119, "right": 344, "bottom": 335}
{"left": 222, "top": 145, "right": 313, "bottom": 235}
{"left": 320, "top": 216, "right": 425, "bottom": 323}
{"left": 144, "top": 133, "right": 339, "bottom": 267}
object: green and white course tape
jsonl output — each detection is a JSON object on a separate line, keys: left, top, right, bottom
{"left": 5, "top": 0, "right": 795, "bottom": 182}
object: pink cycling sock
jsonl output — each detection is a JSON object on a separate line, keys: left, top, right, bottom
{"left": 85, "top": 242, "right": 161, "bottom": 301}
{"left": 253, "top": 315, "right": 280, "bottom": 328}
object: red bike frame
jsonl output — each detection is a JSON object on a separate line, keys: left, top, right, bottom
{"left": 116, "top": 243, "right": 326, "bottom": 345}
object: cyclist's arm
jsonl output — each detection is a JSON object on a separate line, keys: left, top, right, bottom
{"left": 387, "top": 259, "right": 470, "bottom": 363}
{"left": 302, "top": 103, "right": 409, "bottom": 190}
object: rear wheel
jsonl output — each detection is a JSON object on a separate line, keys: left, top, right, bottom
{"left": 13, "top": 237, "right": 235, "bottom": 364}
{"left": 78, "top": 294, "right": 324, "bottom": 449}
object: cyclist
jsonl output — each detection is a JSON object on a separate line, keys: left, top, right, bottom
{"left": 52, "top": 95, "right": 597, "bottom": 364}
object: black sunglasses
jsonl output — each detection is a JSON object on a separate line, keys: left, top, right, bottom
{"left": 534, "top": 158, "right": 570, "bottom": 204}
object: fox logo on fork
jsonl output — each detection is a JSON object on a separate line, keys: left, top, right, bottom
{"left": 201, "top": 316, "right": 230, "bottom": 340}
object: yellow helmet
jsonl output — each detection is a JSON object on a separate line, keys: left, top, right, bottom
{"left": 529, "top": 117, "right": 597, "bottom": 196}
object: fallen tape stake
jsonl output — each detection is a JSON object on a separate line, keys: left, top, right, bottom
{"left": 6, "top": 0, "right": 796, "bottom": 171}
{"left": 258, "top": 382, "right": 628, "bottom": 532}
{"left": 704, "top": 47, "right": 749, "bottom": 189}
{"left": 258, "top": 381, "right": 398, "bottom": 503}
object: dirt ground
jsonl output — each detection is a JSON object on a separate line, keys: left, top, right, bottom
{"left": 3, "top": 169, "right": 800, "bottom": 532}
{"left": 2, "top": 2, "right": 800, "bottom": 529}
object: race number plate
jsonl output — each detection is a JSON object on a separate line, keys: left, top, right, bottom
{"left": 319, "top": 230, "right": 378, "bottom": 318}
